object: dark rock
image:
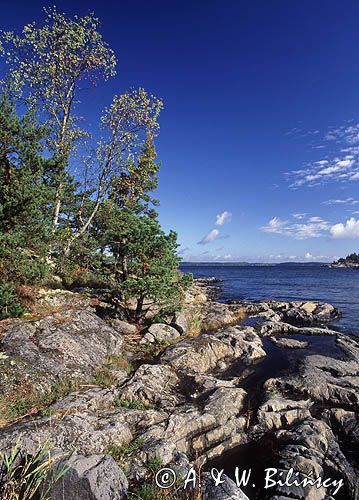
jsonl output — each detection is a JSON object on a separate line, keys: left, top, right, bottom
{"left": 203, "top": 472, "right": 249, "bottom": 499}
{"left": 272, "top": 418, "right": 357, "bottom": 499}
{"left": 171, "top": 311, "right": 188, "bottom": 335}
{"left": 49, "top": 453, "right": 128, "bottom": 500}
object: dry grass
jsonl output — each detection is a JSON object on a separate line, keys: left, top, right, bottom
{"left": 186, "top": 312, "right": 203, "bottom": 337}
{"left": 0, "top": 378, "right": 84, "bottom": 426}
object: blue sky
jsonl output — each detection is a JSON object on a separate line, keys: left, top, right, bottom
{"left": 2, "top": 0, "right": 359, "bottom": 262}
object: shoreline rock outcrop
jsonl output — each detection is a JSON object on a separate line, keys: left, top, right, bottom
{"left": 0, "top": 283, "right": 358, "bottom": 499}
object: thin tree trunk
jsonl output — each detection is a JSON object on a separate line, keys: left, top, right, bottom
{"left": 52, "top": 180, "right": 63, "bottom": 229}
{"left": 135, "top": 295, "right": 144, "bottom": 323}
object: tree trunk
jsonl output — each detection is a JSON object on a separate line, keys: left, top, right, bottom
{"left": 135, "top": 295, "right": 144, "bottom": 323}
{"left": 52, "top": 180, "right": 63, "bottom": 229}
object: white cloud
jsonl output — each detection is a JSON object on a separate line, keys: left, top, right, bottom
{"left": 304, "top": 252, "right": 328, "bottom": 261}
{"left": 198, "top": 228, "right": 220, "bottom": 245}
{"left": 324, "top": 197, "right": 359, "bottom": 205}
{"left": 215, "top": 211, "right": 232, "bottom": 226}
{"left": 292, "top": 213, "right": 307, "bottom": 220}
{"left": 308, "top": 216, "right": 324, "bottom": 222}
{"left": 261, "top": 214, "right": 329, "bottom": 239}
{"left": 288, "top": 155, "right": 358, "bottom": 187}
{"left": 286, "top": 122, "right": 359, "bottom": 188}
{"left": 330, "top": 218, "right": 359, "bottom": 239}
{"left": 261, "top": 217, "right": 289, "bottom": 234}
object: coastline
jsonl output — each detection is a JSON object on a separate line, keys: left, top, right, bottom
{"left": 0, "top": 278, "right": 358, "bottom": 499}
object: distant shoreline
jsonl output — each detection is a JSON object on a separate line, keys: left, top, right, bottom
{"left": 180, "top": 261, "right": 329, "bottom": 267}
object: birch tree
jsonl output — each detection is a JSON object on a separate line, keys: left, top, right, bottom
{"left": 64, "top": 88, "right": 163, "bottom": 254}
{"left": 0, "top": 7, "right": 117, "bottom": 229}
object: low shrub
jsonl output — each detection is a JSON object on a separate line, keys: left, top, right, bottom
{"left": 0, "top": 283, "right": 26, "bottom": 320}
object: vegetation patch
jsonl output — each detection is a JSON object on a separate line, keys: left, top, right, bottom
{"left": 108, "top": 436, "right": 145, "bottom": 468}
{"left": 0, "top": 438, "right": 68, "bottom": 500}
{"left": 113, "top": 398, "right": 153, "bottom": 410}
{"left": 0, "top": 378, "right": 84, "bottom": 424}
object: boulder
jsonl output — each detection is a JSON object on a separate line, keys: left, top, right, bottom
{"left": 171, "top": 311, "right": 188, "bottom": 335}
{"left": 140, "top": 387, "right": 247, "bottom": 459}
{"left": 281, "top": 302, "right": 340, "bottom": 327}
{"left": 49, "top": 453, "right": 128, "bottom": 500}
{"left": 0, "top": 410, "right": 132, "bottom": 456}
{"left": 37, "top": 288, "right": 93, "bottom": 310}
{"left": 260, "top": 321, "right": 336, "bottom": 337}
{"left": 184, "top": 285, "right": 208, "bottom": 304}
{"left": 119, "top": 364, "right": 183, "bottom": 408}
{"left": 272, "top": 418, "right": 356, "bottom": 499}
{"left": 140, "top": 323, "right": 180, "bottom": 344}
{"left": 257, "top": 396, "right": 311, "bottom": 430}
{"left": 160, "top": 326, "right": 265, "bottom": 375}
{"left": 109, "top": 319, "right": 138, "bottom": 336}
{"left": 266, "top": 347, "right": 359, "bottom": 408}
{"left": 0, "top": 310, "right": 124, "bottom": 395}
{"left": 47, "top": 387, "right": 119, "bottom": 416}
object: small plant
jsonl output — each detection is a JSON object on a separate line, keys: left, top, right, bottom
{"left": 187, "top": 313, "right": 202, "bottom": 337}
{"left": 0, "top": 438, "right": 68, "bottom": 499}
{"left": 93, "top": 355, "right": 133, "bottom": 388}
{"left": 129, "top": 482, "right": 168, "bottom": 500}
{"left": 146, "top": 456, "right": 164, "bottom": 476}
{"left": 108, "top": 436, "right": 144, "bottom": 468}
{"left": 113, "top": 398, "right": 150, "bottom": 410}
{"left": 0, "top": 284, "right": 26, "bottom": 320}
{"left": 93, "top": 367, "right": 117, "bottom": 387}
{"left": 105, "top": 354, "right": 133, "bottom": 374}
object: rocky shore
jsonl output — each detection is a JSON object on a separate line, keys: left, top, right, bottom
{"left": 0, "top": 281, "right": 358, "bottom": 499}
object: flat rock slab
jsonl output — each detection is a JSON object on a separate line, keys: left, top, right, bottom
{"left": 270, "top": 336, "right": 309, "bottom": 349}
{"left": 0, "top": 310, "right": 124, "bottom": 393}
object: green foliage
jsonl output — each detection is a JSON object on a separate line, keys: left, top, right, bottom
{"left": 93, "top": 367, "right": 117, "bottom": 388}
{"left": 105, "top": 354, "right": 133, "bottom": 373}
{"left": 0, "top": 8, "right": 190, "bottom": 327}
{"left": 128, "top": 482, "right": 168, "bottom": 500}
{"left": 0, "top": 7, "right": 116, "bottom": 154}
{"left": 108, "top": 436, "right": 144, "bottom": 464}
{"left": 110, "top": 212, "right": 191, "bottom": 322}
{"left": 113, "top": 398, "right": 150, "bottom": 410}
{"left": 0, "top": 284, "right": 26, "bottom": 320}
{"left": 0, "top": 439, "right": 68, "bottom": 500}
{"left": 337, "top": 253, "right": 359, "bottom": 264}
{"left": 0, "top": 94, "right": 52, "bottom": 286}
{"left": 146, "top": 457, "right": 164, "bottom": 475}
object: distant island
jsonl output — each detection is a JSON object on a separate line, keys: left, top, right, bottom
{"left": 329, "top": 253, "right": 359, "bottom": 268}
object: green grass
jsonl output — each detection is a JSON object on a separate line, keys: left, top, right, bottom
{"left": 93, "top": 354, "right": 133, "bottom": 388}
{"left": 129, "top": 482, "right": 169, "bottom": 500}
{"left": 0, "top": 438, "right": 68, "bottom": 500}
{"left": 0, "top": 377, "right": 84, "bottom": 423}
{"left": 108, "top": 436, "right": 145, "bottom": 467}
{"left": 113, "top": 398, "right": 152, "bottom": 410}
